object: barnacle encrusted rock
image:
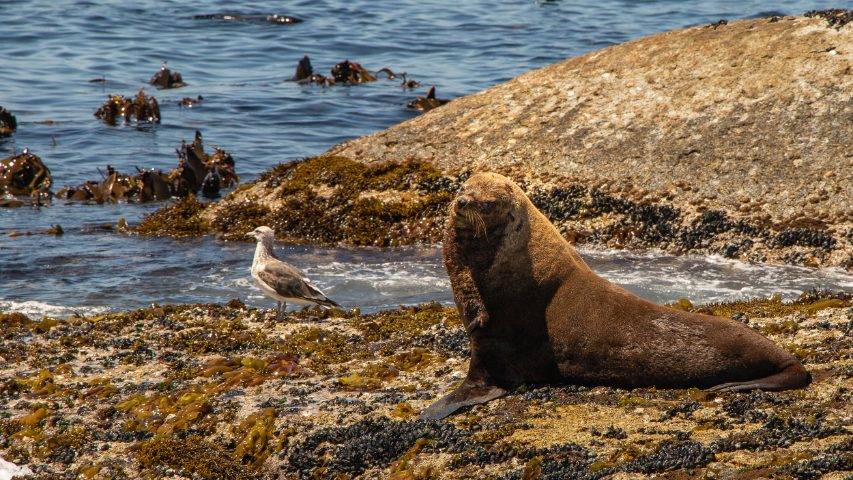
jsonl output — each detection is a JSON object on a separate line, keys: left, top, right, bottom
{"left": 0, "top": 294, "right": 850, "bottom": 478}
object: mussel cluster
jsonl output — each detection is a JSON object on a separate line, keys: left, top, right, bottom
{"left": 56, "top": 131, "right": 237, "bottom": 203}
{"left": 94, "top": 89, "right": 161, "bottom": 125}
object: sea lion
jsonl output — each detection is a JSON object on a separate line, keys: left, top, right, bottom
{"left": 422, "top": 172, "right": 811, "bottom": 420}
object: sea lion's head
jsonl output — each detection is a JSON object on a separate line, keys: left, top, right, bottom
{"left": 451, "top": 172, "right": 524, "bottom": 240}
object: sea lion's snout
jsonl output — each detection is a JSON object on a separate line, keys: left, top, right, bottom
{"left": 456, "top": 196, "right": 471, "bottom": 209}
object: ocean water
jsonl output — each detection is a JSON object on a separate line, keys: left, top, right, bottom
{"left": 1, "top": 0, "right": 849, "bottom": 317}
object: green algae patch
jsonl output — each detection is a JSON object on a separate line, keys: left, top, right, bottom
{"left": 134, "top": 194, "right": 210, "bottom": 237}
{"left": 137, "top": 436, "right": 249, "bottom": 480}
{"left": 210, "top": 200, "right": 271, "bottom": 238}
{"left": 281, "top": 326, "right": 361, "bottom": 372}
{"left": 695, "top": 291, "right": 851, "bottom": 319}
{"left": 232, "top": 408, "right": 288, "bottom": 470}
{"left": 260, "top": 156, "right": 455, "bottom": 246}
{"left": 356, "top": 302, "right": 459, "bottom": 342}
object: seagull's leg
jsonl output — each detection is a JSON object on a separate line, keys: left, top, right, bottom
{"left": 276, "top": 301, "right": 282, "bottom": 321}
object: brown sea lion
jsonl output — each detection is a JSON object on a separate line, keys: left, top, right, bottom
{"left": 422, "top": 172, "right": 811, "bottom": 420}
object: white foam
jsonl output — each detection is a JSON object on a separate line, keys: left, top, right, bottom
{"left": 0, "top": 300, "right": 109, "bottom": 319}
{"left": 0, "top": 456, "right": 32, "bottom": 480}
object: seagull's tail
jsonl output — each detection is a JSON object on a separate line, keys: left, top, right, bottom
{"left": 317, "top": 297, "right": 341, "bottom": 309}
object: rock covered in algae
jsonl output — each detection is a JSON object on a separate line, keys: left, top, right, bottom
{"left": 0, "top": 106, "right": 17, "bottom": 136}
{"left": 185, "top": 155, "right": 457, "bottom": 244}
{"left": 0, "top": 149, "right": 52, "bottom": 196}
{"left": 318, "top": 12, "right": 850, "bottom": 268}
{"left": 94, "top": 88, "right": 161, "bottom": 125}
{"left": 148, "top": 13, "right": 852, "bottom": 269}
{"left": 0, "top": 293, "right": 850, "bottom": 478}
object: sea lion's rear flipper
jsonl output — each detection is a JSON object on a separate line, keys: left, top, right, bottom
{"left": 707, "top": 363, "right": 812, "bottom": 392}
{"left": 420, "top": 381, "right": 506, "bottom": 420}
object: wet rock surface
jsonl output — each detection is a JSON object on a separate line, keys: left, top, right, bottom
{"left": 0, "top": 295, "right": 850, "bottom": 478}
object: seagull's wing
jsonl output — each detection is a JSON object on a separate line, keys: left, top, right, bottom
{"left": 257, "top": 259, "right": 339, "bottom": 307}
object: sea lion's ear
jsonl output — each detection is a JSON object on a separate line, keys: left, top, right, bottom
{"left": 420, "top": 380, "right": 506, "bottom": 420}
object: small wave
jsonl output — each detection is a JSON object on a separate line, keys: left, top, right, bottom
{"left": 0, "top": 300, "right": 109, "bottom": 319}
{"left": 0, "top": 455, "right": 33, "bottom": 480}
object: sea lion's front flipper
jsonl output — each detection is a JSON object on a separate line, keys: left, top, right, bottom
{"left": 420, "top": 381, "right": 506, "bottom": 420}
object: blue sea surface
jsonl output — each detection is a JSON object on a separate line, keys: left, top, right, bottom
{"left": 1, "top": 0, "right": 849, "bottom": 316}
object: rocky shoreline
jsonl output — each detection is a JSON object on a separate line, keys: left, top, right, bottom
{"left": 133, "top": 13, "right": 852, "bottom": 270}
{"left": 1, "top": 293, "right": 851, "bottom": 479}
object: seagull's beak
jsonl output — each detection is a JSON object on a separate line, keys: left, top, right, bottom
{"left": 245, "top": 232, "right": 256, "bottom": 239}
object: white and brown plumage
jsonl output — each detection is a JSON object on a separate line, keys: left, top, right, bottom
{"left": 247, "top": 226, "right": 339, "bottom": 320}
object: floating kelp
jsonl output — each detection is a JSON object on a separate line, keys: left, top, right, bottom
{"left": 149, "top": 62, "right": 186, "bottom": 89}
{"left": 0, "top": 149, "right": 52, "bottom": 196}
{"left": 292, "top": 56, "right": 419, "bottom": 87}
{"left": 407, "top": 86, "right": 450, "bottom": 111}
{"left": 331, "top": 59, "right": 377, "bottom": 84}
{"left": 192, "top": 13, "right": 302, "bottom": 24}
{"left": 57, "top": 165, "right": 144, "bottom": 203}
{"left": 0, "top": 106, "right": 17, "bottom": 136}
{"left": 94, "top": 89, "right": 161, "bottom": 125}
{"left": 172, "top": 130, "right": 238, "bottom": 198}
{"left": 57, "top": 132, "right": 236, "bottom": 204}
{"left": 178, "top": 95, "right": 203, "bottom": 107}
{"left": 292, "top": 55, "right": 313, "bottom": 81}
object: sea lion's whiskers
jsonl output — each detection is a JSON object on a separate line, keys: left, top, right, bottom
{"left": 474, "top": 212, "right": 488, "bottom": 240}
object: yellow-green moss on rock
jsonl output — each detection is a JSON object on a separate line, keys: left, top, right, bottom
{"left": 134, "top": 194, "right": 210, "bottom": 237}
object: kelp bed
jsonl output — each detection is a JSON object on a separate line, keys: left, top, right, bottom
{"left": 133, "top": 155, "right": 850, "bottom": 269}
{"left": 1, "top": 293, "right": 850, "bottom": 479}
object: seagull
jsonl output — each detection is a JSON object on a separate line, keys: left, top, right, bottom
{"left": 247, "top": 226, "right": 339, "bottom": 320}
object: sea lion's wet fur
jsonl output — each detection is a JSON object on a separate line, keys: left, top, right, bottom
{"left": 424, "top": 173, "right": 810, "bottom": 419}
